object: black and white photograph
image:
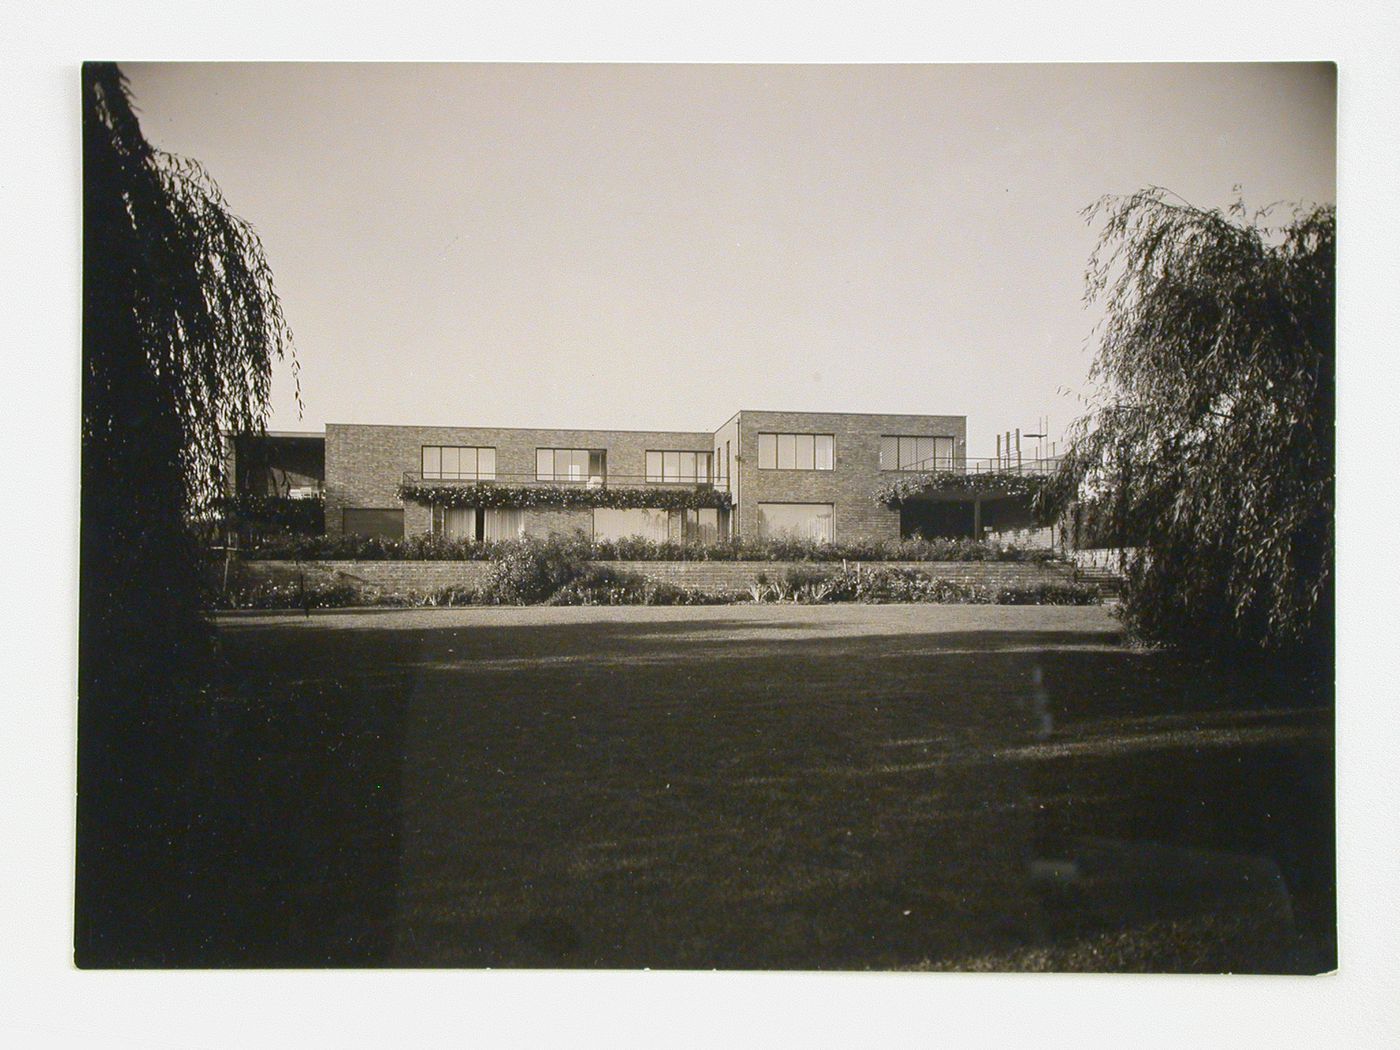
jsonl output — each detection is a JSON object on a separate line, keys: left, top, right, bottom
{"left": 7, "top": 3, "right": 1400, "bottom": 1044}
{"left": 76, "top": 59, "right": 1337, "bottom": 973}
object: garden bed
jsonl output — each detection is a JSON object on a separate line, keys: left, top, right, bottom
{"left": 219, "top": 550, "right": 1098, "bottom": 610}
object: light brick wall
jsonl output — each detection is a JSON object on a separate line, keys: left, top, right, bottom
{"left": 232, "top": 559, "right": 495, "bottom": 594}
{"left": 325, "top": 423, "right": 714, "bottom": 537}
{"left": 325, "top": 412, "right": 971, "bottom": 546}
{"left": 733, "top": 411, "right": 967, "bottom": 544}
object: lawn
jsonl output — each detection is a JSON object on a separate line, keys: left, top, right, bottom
{"left": 78, "top": 604, "right": 1334, "bottom": 971}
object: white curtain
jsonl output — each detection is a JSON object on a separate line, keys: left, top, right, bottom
{"left": 483, "top": 508, "right": 525, "bottom": 541}
{"left": 444, "top": 506, "right": 475, "bottom": 539}
{"left": 758, "top": 503, "right": 833, "bottom": 544}
{"left": 592, "top": 508, "right": 671, "bottom": 542}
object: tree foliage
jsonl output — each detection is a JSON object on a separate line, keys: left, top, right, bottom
{"left": 1055, "top": 188, "right": 1334, "bottom": 653}
{"left": 81, "top": 62, "right": 297, "bottom": 670}
{"left": 79, "top": 62, "right": 300, "bottom": 963}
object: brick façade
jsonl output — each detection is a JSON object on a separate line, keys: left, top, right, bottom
{"left": 324, "top": 410, "right": 968, "bottom": 544}
{"left": 325, "top": 423, "right": 713, "bottom": 538}
{"left": 731, "top": 410, "right": 966, "bottom": 544}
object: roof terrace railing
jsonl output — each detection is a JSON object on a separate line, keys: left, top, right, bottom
{"left": 402, "top": 470, "right": 718, "bottom": 488}
{"left": 883, "top": 455, "right": 1065, "bottom": 477}
{"left": 403, "top": 457, "right": 1064, "bottom": 487}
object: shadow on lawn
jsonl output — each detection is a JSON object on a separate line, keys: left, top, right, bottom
{"left": 77, "top": 612, "right": 1333, "bottom": 971}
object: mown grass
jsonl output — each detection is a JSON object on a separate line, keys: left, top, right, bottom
{"left": 77, "top": 605, "right": 1333, "bottom": 971}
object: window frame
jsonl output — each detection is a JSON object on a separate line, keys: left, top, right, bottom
{"left": 536, "top": 447, "right": 608, "bottom": 483}
{"left": 756, "top": 432, "right": 836, "bottom": 471}
{"left": 879, "top": 435, "right": 957, "bottom": 472}
{"left": 420, "top": 444, "right": 496, "bottom": 481}
{"left": 755, "top": 501, "right": 835, "bottom": 543}
{"left": 644, "top": 449, "right": 713, "bottom": 483}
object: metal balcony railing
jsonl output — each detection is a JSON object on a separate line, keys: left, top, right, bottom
{"left": 402, "top": 470, "right": 719, "bottom": 489}
{"left": 886, "top": 455, "right": 1065, "bottom": 477}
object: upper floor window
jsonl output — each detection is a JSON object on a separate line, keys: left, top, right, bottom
{"left": 757, "top": 433, "right": 835, "bottom": 471}
{"left": 880, "top": 435, "right": 955, "bottom": 472}
{"left": 537, "top": 447, "right": 606, "bottom": 483}
{"left": 646, "top": 450, "right": 713, "bottom": 483}
{"left": 422, "top": 445, "right": 496, "bottom": 480}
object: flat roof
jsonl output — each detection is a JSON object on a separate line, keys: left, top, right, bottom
{"left": 223, "top": 429, "right": 325, "bottom": 440}
{"left": 325, "top": 421, "right": 714, "bottom": 437}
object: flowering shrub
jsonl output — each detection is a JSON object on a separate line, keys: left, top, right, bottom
{"left": 741, "top": 566, "right": 1100, "bottom": 606}
{"left": 217, "top": 568, "right": 1097, "bottom": 609}
{"left": 220, "top": 580, "right": 364, "bottom": 610}
{"left": 241, "top": 532, "right": 1058, "bottom": 564}
{"left": 990, "top": 582, "right": 1100, "bottom": 606}
{"left": 546, "top": 566, "right": 734, "bottom": 606}
{"left": 476, "top": 537, "right": 591, "bottom": 605}
{"left": 378, "top": 586, "right": 479, "bottom": 607}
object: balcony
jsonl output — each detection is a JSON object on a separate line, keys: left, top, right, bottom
{"left": 402, "top": 470, "right": 717, "bottom": 492}
{"left": 965, "top": 455, "right": 1064, "bottom": 477}
{"left": 881, "top": 455, "right": 1062, "bottom": 478}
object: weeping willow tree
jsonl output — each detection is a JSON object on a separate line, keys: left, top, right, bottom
{"left": 81, "top": 62, "right": 296, "bottom": 679}
{"left": 1051, "top": 188, "right": 1334, "bottom": 655}
{"left": 79, "top": 63, "right": 297, "bottom": 963}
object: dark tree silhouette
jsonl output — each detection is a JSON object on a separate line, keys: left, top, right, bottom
{"left": 81, "top": 61, "right": 296, "bottom": 671}
{"left": 1050, "top": 188, "right": 1334, "bottom": 655}
{"left": 78, "top": 62, "right": 296, "bottom": 964}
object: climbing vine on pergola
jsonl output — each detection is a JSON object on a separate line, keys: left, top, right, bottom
{"left": 398, "top": 482, "right": 734, "bottom": 512}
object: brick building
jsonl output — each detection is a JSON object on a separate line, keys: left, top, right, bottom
{"left": 308, "top": 409, "right": 969, "bottom": 544}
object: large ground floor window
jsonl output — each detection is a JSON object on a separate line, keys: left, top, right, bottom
{"left": 592, "top": 507, "right": 724, "bottom": 543}
{"left": 430, "top": 506, "right": 526, "bottom": 541}
{"left": 342, "top": 508, "right": 405, "bottom": 539}
{"left": 756, "top": 502, "right": 833, "bottom": 543}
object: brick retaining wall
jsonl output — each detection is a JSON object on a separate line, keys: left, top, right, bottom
{"left": 234, "top": 558, "right": 1077, "bottom": 597}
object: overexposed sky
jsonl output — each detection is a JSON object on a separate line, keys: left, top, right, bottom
{"left": 122, "top": 62, "right": 1335, "bottom": 452}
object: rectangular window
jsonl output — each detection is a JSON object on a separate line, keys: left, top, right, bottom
{"left": 537, "top": 448, "right": 606, "bottom": 483}
{"left": 442, "top": 506, "right": 477, "bottom": 540}
{"left": 645, "top": 450, "right": 713, "bottom": 483}
{"left": 342, "top": 508, "right": 404, "bottom": 539}
{"left": 758, "top": 432, "right": 777, "bottom": 470}
{"left": 757, "top": 503, "right": 834, "bottom": 543}
{"left": 593, "top": 507, "right": 671, "bottom": 543}
{"left": 757, "top": 433, "right": 836, "bottom": 471}
{"left": 422, "top": 445, "right": 496, "bottom": 480}
{"left": 881, "top": 435, "right": 956, "bottom": 472}
{"left": 794, "top": 433, "right": 815, "bottom": 470}
{"left": 692, "top": 507, "right": 719, "bottom": 544}
{"left": 776, "top": 433, "right": 796, "bottom": 469}
{"left": 483, "top": 507, "right": 525, "bottom": 541}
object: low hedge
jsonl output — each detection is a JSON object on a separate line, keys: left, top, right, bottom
{"left": 217, "top": 561, "right": 1098, "bottom": 611}
{"left": 237, "top": 532, "right": 1060, "bottom": 564}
